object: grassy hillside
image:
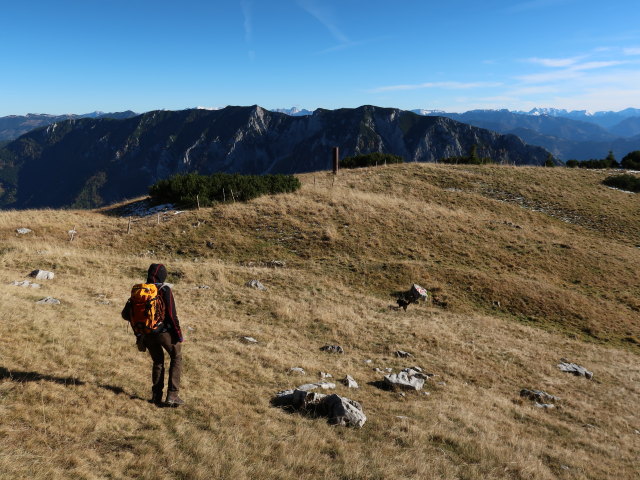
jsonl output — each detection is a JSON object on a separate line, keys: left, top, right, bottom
{"left": 0, "top": 164, "right": 638, "bottom": 479}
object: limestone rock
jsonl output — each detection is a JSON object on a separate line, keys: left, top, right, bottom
{"left": 319, "top": 372, "right": 333, "bottom": 379}
{"left": 245, "top": 279, "right": 266, "bottom": 290}
{"left": 320, "top": 345, "right": 344, "bottom": 354}
{"left": 29, "top": 270, "right": 55, "bottom": 280}
{"left": 241, "top": 336, "right": 258, "bottom": 344}
{"left": 289, "top": 367, "right": 306, "bottom": 375}
{"left": 557, "top": 359, "right": 593, "bottom": 379}
{"left": 267, "top": 260, "right": 286, "bottom": 268}
{"left": 342, "top": 375, "right": 359, "bottom": 388}
{"left": 384, "top": 367, "right": 427, "bottom": 391}
{"left": 520, "top": 389, "right": 559, "bottom": 404}
{"left": 272, "top": 389, "right": 366, "bottom": 428}
{"left": 36, "top": 297, "right": 60, "bottom": 305}
{"left": 11, "top": 280, "right": 40, "bottom": 288}
{"left": 16, "top": 228, "right": 32, "bottom": 235}
{"left": 296, "top": 382, "right": 336, "bottom": 392}
{"left": 395, "top": 350, "right": 413, "bottom": 358}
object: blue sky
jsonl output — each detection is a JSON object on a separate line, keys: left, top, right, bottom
{"left": 2, "top": 0, "right": 640, "bottom": 115}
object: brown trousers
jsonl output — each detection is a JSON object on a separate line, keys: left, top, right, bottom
{"left": 143, "top": 332, "right": 182, "bottom": 395}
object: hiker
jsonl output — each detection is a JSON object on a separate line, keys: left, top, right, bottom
{"left": 121, "top": 263, "right": 185, "bottom": 407}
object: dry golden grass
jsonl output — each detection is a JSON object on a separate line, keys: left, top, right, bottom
{"left": 0, "top": 163, "right": 638, "bottom": 479}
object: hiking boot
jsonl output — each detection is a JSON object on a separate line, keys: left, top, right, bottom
{"left": 166, "top": 392, "right": 185, "bottom": 407}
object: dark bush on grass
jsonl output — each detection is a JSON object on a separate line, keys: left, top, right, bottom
{"left": 602, "top": 174, "right": 640, "bottom": 193}
{"left": 341, "top": 152, "right": 404, "bottom": 169}
{"left": 149, "top": 172, "right": 301, "bottom": 208}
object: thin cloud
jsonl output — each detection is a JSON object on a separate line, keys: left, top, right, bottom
{"left": 369, "top": 81, "right": 503, "bottom": 93}
{"left": 297, "top": 0, "right": 350, "bottom": 45}
{"left": 241, "top": 0, "right": 252, "bottom": 43}
{"left": 527, "top": 56, "right": 584, "bottom": 67}
{"left": 623, "top": 47, "right": 640, "bottom": 56}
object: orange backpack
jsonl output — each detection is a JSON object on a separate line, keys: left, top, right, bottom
{"left": 129, "top": 283, "right": 166, "bottom": 335}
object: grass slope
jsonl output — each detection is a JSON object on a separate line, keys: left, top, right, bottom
{"left": 0, "top": 164, "right": 638, "bottom": 480}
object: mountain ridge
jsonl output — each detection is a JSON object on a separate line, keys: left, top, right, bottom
{"left": 0, "top": 105, "right": 550, "bottom": 209}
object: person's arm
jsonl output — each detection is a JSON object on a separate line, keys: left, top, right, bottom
{"left": 162, "top": 287, "right": 183, "bottom": 342}
{"left": 121, "top": 299, "right": 131, "bottom": 321}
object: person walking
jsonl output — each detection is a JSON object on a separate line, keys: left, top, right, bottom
{"left": 122, "top": 263, "right": 185, "bottom": 407}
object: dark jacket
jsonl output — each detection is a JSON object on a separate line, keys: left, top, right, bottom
{"left": 121, "top": 263, "right": 184, "bottom": 343}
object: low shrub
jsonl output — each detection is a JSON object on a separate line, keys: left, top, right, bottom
{"left": 149, "top": 172, "right": 301, "bottom": 208}
{"left": 602, "top": 174, "right": 640, "bottom": 193}
{"left": 341, "top": 152, "right": 404, "bottom": 169}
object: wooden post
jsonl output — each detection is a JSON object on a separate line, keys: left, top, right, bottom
{"left": 157, "top": 213, "right": 160, "bottom": 225}
{"left": 332, "top": 147, "right": 339, "bottom": 174}
{"left": 223, "top": 188, "right": 226, "bottom": 203}
{"left": 127, "top": 217, "right": 132, "bottom": 234}
{"left": 230, "top": 188, "right": 236, "bottom": 203}
{"left": 196, "top": 194, "right": 201, "bottom": 210}
{"left": 69, "top": 225, "right": 76, "bottom": 242}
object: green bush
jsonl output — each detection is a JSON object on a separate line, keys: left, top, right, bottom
{"left": 602, "top": 174, "right": 640, "bottom": 193}
{"left": 341, "top": 152, "right": 404, "bottom": 169}
{"left": 621, "top": 151, "right": 640, "bottom": 170}
{"left": 149, "top": 172, "right": 301, "bottom": 208}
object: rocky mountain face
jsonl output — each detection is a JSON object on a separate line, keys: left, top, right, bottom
{"left": 0, "top": 105, "right": 550, "bottom": 209}
{"left": 412, "top": 109, "right": 640, "bottom": 160}
{"left": 0, "top": 111, "right": 138, "bottom": 141}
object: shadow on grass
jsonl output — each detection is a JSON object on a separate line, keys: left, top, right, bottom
{"left": 367, "top": 380, "right": 393, "bottom": 391}
{"left": 1, "top": 367, "right": 147, "bottom": 402}
{"left": 0, "top": 367, "right": 85, "bottom": 386}
{"left": 97, "top": 384, "right": 147, "bottom": 402}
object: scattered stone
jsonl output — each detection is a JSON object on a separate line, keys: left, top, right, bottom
{"left": 96, "top": 300, "right": 111, "bottom": 305}
{"left": 196, "top": 285, "right": 211, "bottom": 289}
{"left": 374, "top": 368, "right": 384, "bottom": 373}
{"left": 395, "top": 284, "right": 429, "bottom": 310}
{"left": 561, "top": 465, "right": 569, "bottom": 471}
{"left": 295, "top": 382, "right": 336, "bottom": 392}
{"left": 634, "top": 429, "right": 640, "bottom": 435}
{"left": 395, "top": 350, "right": 413, "bottom": 358}
{"left": 342, "top": 375, "right": 359, "bottom": 388}
{"left": 245, "top": 279, "right": 267, "bottom": 290}
{"left": 289, "top": 367, "right": 306, "bottom": 375}
{"left": 583, "top": 424, "right": 596, "bottom": 429}
{"left": 272, "top": 389, "right": 366, "bottom": 427}
{"left": 436, "top": 381, "right": 447, "bottom": 386}
{"left": 398, "top": 392, "right": 406, "bottom": 397}
{"left": 395, "top": 415, "right": 410, "bottom": 420}
{"left": 29, "top": 270, "right": 55, "bottom": 280}
{"left": 187, "top": 326, "right": 196, "bottom": 332}
{"left": 16, "top": 228, "right": 32, "bottom": 235}
{"left": 206, "top": 241, "right": 215, "bottom": 249}
{"left": 557, "top": 359, "right": 593, "bottom": 379}
{"left": 421, "top": 391, "right": 431, "bottom": 396}
{"left": 320, "top": 345, "right": 344, "bottom": 354}
{"left": 36, "top": 297, "right": 60, "bottom": 305}
{"left": 10, "top": 280, "right": 40, "bottom": 288}
{"left": 384, "top": 367, "right": 393, "bottom": 373}
{"left": 267, "top": 260, "right": 286, "bottom": 268}
{"left": 520, "top": 389, "right": 559, "bottom": 404}
{"left": 534, "top": 403, "right": 555, "bottom": 409}
{"left": 319, "top": 372, "right": 333, "bottom": 379}
{"left": 240, "top": 336, "right": 258, "bottom": 344}
{"left": 364, "top": 359, "right": 372, "bottom": 364}
{"left": 384, "top": 367, "right": 426, "bottom": 391}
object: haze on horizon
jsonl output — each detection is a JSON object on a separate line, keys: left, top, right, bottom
{"left": 3, "top": 0, "right": 640, "bottom": 116}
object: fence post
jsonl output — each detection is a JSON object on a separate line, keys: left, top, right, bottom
{"left": 127, "top": 217, "right": 132, "bottom": 234}
{"left": 332, "top": 147, "right": 339, "bottom": 174}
